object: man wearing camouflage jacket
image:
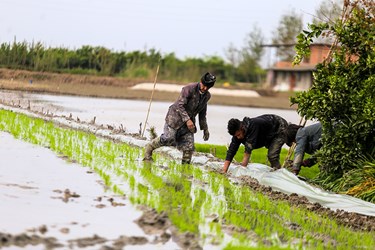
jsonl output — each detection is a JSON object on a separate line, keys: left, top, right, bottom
{"left": 143, "top": 72, "right": 216, "bottom": 164}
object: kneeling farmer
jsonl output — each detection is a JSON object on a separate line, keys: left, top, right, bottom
{"left": 143, "top": 72, "right": 216, "bottom": 164}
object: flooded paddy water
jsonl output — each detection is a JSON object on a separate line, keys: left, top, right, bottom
{"left": 1, "top": 91, "right": 375, "bottom": 249}
{"left": 0, "top": 90, "right": 307, "bottom": 145}
{"left": 0, "top": 132, "right": 172, "bottom": 249}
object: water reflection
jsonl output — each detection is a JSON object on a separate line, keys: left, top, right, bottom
{"left": 16, "top": 92, "right": 306, "bottom": 145}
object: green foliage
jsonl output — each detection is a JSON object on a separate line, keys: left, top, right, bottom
{"left": 129, "top": 67, "right": 151, "bottom": 78}
{"left": 0, "top": 39, "right": 255, "bottom": 84}
{"left": 293, "top": 23, "right": 329, "bottom": 65}
{"left": 299, "top": 165, "right": 320, "bottom": 180}
{"left": 292, "top": 0, "right": 375, "bottom": 198}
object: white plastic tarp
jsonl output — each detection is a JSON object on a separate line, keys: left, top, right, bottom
{"left": 226, "top": 163, "right": 375, "bottom": 217}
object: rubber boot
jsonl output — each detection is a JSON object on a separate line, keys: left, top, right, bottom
{"left": 291, "top": 165, "right": 301, "bottom": 175}
{"left": 291, "top": 154, "right": 303, "bottom": 175}
{"left": 181, "top": 150, "right": 193, "bottom": 164}
{"left": 143, "top": 137, "right": 162, "bottom": 161}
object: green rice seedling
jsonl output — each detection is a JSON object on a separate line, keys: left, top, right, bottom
{"left": 147, "top": 126, "right": 158, "bottom": 139}
{"left": 112, "top": 184, "right": 124, "bottom": 195}
{"left": 1, "top": 109, "right": 374, "bottom": 250}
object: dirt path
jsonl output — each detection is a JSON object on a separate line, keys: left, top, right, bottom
{"left": 0, "top": 68, "right": 295, "bottom": 110}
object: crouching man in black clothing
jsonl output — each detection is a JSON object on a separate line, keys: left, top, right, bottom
{"left": 222, "top": 114, "right": 289, "bottom": 173}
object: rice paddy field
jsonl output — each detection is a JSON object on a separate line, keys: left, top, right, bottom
{"left": 1, "top": 104, "right": 375, "bottom": 250}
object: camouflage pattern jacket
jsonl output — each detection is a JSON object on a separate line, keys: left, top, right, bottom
{"left": 165, "top": 82, "right": 211, "bottom": 131}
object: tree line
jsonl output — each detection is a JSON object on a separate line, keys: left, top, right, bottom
{"left": 0, "top": 40, "right": 266, "bottom": 85}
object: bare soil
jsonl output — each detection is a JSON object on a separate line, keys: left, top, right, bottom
{"left": 0, "top": 68, "right": 295, "bottom": 110}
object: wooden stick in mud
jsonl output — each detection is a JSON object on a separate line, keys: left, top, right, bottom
{"left": 142, "top": 57, "right": 161, "bottom": 137}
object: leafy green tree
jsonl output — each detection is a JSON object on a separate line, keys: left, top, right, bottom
{"left": 292, "top": 0, "right": 374, "bottom": 201}
{"left": 272, "top": 9, "right": 303, "bottom": 61}
{"left": 204, "top": 55, "right": 228, "bottom": 81}
{"left": 236, "top": 54, "right": 258, "bottom": 83}
{"left": 159, "top": 52, "right": 181, "bottom": 80}
{"left": 95, "top": 46, "right": 115, "bottom": 75}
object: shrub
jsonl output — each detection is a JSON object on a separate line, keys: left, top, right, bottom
{"left": 292, "top": 0, "right": 374, "bottom": 199}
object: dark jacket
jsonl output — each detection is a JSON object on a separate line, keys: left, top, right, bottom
{"left": 225, "top": 115, "right": 287, "bottom": 162}
{"left": 165, "top": 82, "right": 210, "bottom": 131}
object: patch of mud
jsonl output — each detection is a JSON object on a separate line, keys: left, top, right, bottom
{"left": 135, "top": 206, "right": 171, "bottom": 235}
{"left": 0, "top": 68, "right": 141, "bottom": 88}
{"left": 1, "top": 183, "right": 38, "bottom": 190}
{"left": 0, "top": 230, "right": 150, "bottom": 250}
{"left": 93, "top": 195, "right": 127, "bottom": 208}
{"left": 68, "top": 235, "right": 107, "bottom": 248}
{"left": 135, "top": 206, "right": 202, "bottom": 250}
{"left": 111, "top": 236, "right": 149, "bottom": 249}
{"left": 0, "top": 232, "right": 62, "bottom": 249}
{"left": 52, "top": 188, "right": 80, "bottom": 203}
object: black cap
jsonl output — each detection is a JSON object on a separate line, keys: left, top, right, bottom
{"left": 201, "top": 72, "right": 216, "bottom": 88}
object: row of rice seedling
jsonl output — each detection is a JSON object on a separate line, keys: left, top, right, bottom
{"left": 0, "top": 109, "right": 373, "bottom": 249}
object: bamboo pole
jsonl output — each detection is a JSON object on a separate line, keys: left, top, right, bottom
{"left": 142, "top": 57, "right": 161, "bottom": 138}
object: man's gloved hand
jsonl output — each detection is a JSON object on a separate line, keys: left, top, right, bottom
{"left": 203, "top": 129, "right": 209, "bottom": 141}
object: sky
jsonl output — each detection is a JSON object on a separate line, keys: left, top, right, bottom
{"left": 1, "top": 0, "right": 323, "bottom": 62}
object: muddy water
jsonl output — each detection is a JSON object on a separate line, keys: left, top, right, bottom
{"left": 4, "top": 91, "right": 307, "bottom": 145}
{"left": 0, "top": 132, "right": 180, "bottom": 249}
